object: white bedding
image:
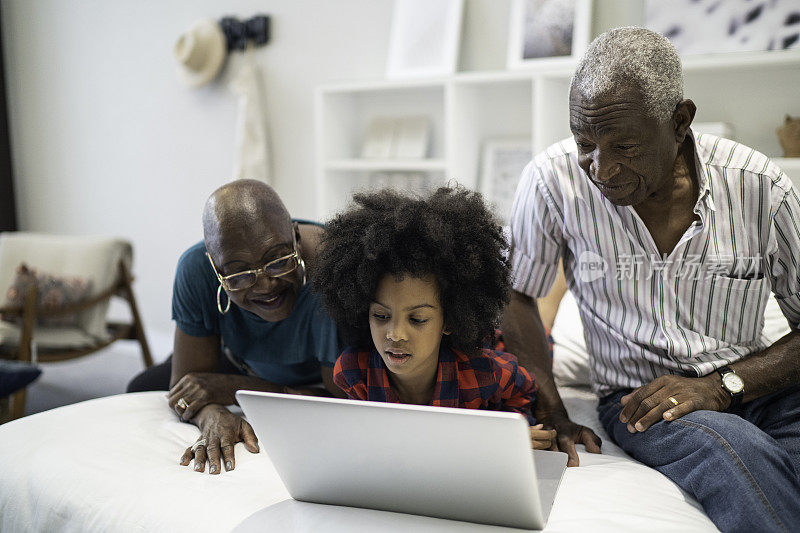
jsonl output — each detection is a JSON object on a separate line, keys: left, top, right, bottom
{"left": 0, "top": 389, "right": 717, "bottom": 532}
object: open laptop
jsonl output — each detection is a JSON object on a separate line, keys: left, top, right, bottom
{"left": 236, "top": 390, "right": 568, "bottom": 530}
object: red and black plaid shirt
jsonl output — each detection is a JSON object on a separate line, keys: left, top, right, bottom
{"left": 333, "top": 345, "right": 538, "bottom": 424}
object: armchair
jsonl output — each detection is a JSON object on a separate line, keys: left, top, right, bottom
{"left": 0, "top": 232, "right": 152, "bottom": 422}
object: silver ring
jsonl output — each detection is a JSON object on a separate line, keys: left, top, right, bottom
{"left": 191, "top": 438, "right": 207, "bottom": 452}
{"left": 176, "top": 398, "right": 188, "bottom": 410}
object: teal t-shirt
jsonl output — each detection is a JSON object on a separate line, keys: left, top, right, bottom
{"left": 171, "top": 236, "right": 341, "bottom": 387}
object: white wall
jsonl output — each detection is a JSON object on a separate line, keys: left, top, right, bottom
{"left": 0, "top": 0, "right": 681, "bottom": 346}
{"left": 1, "top": 0, "right": 395, "bottom": 342}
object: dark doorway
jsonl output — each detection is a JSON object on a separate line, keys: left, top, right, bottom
{"left": 0, "top": 7, "right": 17, "bottom": 232}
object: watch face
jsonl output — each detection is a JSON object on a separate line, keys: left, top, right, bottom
{"left": 723, "top": 373, "right": 744, "bottom": 394}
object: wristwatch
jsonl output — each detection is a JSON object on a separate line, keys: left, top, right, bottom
{"left": 716, "top": 366, "right": 744, "bottom": 409}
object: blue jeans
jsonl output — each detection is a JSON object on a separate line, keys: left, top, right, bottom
{"left": 598, "top": 384, "right": 800, "bottom": 533}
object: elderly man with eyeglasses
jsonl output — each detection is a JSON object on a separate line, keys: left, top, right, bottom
{"left": 127, "top": 179, "right": 344, "bottom": 475}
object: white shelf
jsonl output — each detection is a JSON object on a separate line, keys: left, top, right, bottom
{"left": 325, "top": 159, "right": 447, "bottom": 172}
{"left": 316, "top": 49, "right": 800, "bottom": 219}
{"left": 682, "top": 49, "right": 800, "bottom": 72}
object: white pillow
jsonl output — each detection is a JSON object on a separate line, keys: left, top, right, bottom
{"left": 550, "top": 290, "right": 792, "bottom": 387}
{"left": 551, "top": 290, "right": 591, "bottom": 386}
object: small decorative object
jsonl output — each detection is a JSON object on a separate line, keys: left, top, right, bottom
{"left": 692, "top": 122, "right": 735, "bottom": 140}
{"left": 777, "top": 115, "right": 800, "bottom": 157}
{"left": 361, "top": 118, "right": 397, "bottom": 159}
{"left": 173, "top": 19, "right": 228, "bottom": 87}
{"left": 646, "top": 0, "right": 800, "bottom": 55}
{"left": 361, "top": 116, "right": 430, "bottom": 159}
{"left": 480, "top": 139, "right": 532, "bottom": 224}
{"left": 507, "top": 0, "right": 593, "bottom": 69}
{"left": 386, "top": 0, "right": 464, "bottom": 79}
{"left": 393, "top": 117, "right": 430, "bottom": 159}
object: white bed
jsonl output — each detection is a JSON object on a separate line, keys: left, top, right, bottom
{"left": 0, "top": 388, "right": 716, "bottom": 532}
{"left": 5, "top": 290, "right": 790, "bottom": 532}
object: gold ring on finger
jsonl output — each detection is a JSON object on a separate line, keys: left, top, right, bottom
{"left": 176, "top": 397, "right": 188, "bottom": 410}
{"left": 668, "top": 396, "right": 679, "bottom": 406}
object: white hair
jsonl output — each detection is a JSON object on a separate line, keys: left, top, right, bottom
{"left": 570, "top": 27, "right": 684, "bottom": 122}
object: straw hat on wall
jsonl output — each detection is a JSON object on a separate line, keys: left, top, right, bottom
{"left": 174, "top": 19, "right": 227, "bottom": 87}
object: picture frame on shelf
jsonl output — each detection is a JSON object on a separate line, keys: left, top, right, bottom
{"left": 645, "top": 0, "right": 800, "bottom": 55}
{"left": 386, "top": 0, "right": 465, "bottom": 79}
{"left": 507, "top": 0, "right": 593, "bottom": 70}
{"left": 361, "top": 116, "right": 431, "bottom": 159}
{"left": 480, "top": 139, "right": 532, "bottom": 224}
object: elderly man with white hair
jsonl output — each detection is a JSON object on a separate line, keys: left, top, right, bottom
{"left": 502, "top": 27, "right": 800, "bottom": 531}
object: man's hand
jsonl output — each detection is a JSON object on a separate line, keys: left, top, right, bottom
{"left": 620, "top": 374, "right": 729, "bottom": 433}
{"left": 180, "top": 404, "right": 259, "bottom": 474}
{"left": 529, "top": 423, "right": 557, "bottom": 450}
{"left": 168, "top": 373, "right": 236, "bottom": 420}
{"left": 542, "top": 411, "right": 602, "bottom": 466}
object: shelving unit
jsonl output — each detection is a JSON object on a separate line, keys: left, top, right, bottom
{"left": 315, "top": 49, "right": 800, "bottom": 220}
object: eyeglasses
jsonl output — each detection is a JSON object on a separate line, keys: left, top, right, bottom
{"left": 206, "top": 234, "right": 300, "bottom": 291}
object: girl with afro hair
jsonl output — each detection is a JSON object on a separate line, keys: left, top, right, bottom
{"left": 313, "top": 186, "right": 555, "bottom": 449}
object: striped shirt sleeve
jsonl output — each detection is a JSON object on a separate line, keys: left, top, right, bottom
{"left": 509, "top": 159, "right": 565, "bottom": 298}
{"left": 768, "top": 183, "right": 800, "bottom": 329}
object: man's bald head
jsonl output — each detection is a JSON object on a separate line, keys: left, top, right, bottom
{"left": 202, "top": 179, "right": 291, "bottom": 255}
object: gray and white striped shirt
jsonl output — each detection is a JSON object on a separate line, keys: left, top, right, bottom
{"left": 509, "top": 132, "right": 800, "bottom": 396}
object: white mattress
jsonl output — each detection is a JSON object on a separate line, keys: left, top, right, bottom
{"left": 0, "top": 389, "right": 717, "bottom": 532}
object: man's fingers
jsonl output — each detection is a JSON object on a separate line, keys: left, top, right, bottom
{"left": 626, "top": 391, "right": 666, "bottom": 430}
{"left": 580, "top": 429, "right": 602, "bottom": 454}
{"left": 663, "top": 398, "right": 696, "bottom": 422}
{"left": 557, "top": 435, "right": 580, "bottom": 467}
{"left": 241, "top": 421, "right": 260, "bottom": 454}
{"left": 179, "top": 447, "right": 193, "bottom": 466}
{"left": 619, "top": 383, "right": 662, "bottom": 423}
{"left": 206, "top": 438, "right": 221, "bottom": 475}
{"left": 632, "top": 397, "right": 677, "bottom": 432}
{"left": 193, "top": 445, "right": 207, "bottom": 472}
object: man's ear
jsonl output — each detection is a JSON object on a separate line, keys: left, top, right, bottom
{"left": 672, "top": 98, "right": 696, "bottom": 143}
{"left": 442, "top": 326, "right": 451, "bottom": 336}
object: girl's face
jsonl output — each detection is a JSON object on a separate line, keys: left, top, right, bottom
{"left": 369, "top": 273, "right": 448, "bottom": 383}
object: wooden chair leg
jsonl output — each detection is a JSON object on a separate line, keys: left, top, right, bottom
{"left": 119, "top": 261, "right": 153, "bottom": 367}
{"left": 4, "top": 283, "right": 38, "bottom": 421}
{"left": 10, "top": 388, "right": 26, "bottom": 420}
{"left": 0, "top": 396, "right": 10, "bottom": 424}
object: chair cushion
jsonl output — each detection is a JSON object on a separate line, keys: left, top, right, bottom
{"left": 2, "top": 263, "right": 93, "bottom": 328}
{"left": 0, "top": 359, "right": 42, "bottom": 397}
{"left": 0, "top": 321, "right": 100, "bottom": 351}
{"left": 0, "top": 233, "right": 132, "bottom": 343}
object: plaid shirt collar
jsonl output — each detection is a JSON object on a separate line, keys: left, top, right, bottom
{"left": 365, "top": 345, "right": 477, "bottom": 408}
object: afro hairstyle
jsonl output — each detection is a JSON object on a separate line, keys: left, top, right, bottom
{"left": 313, "top": 186, "right": 510, "bottom": 355}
